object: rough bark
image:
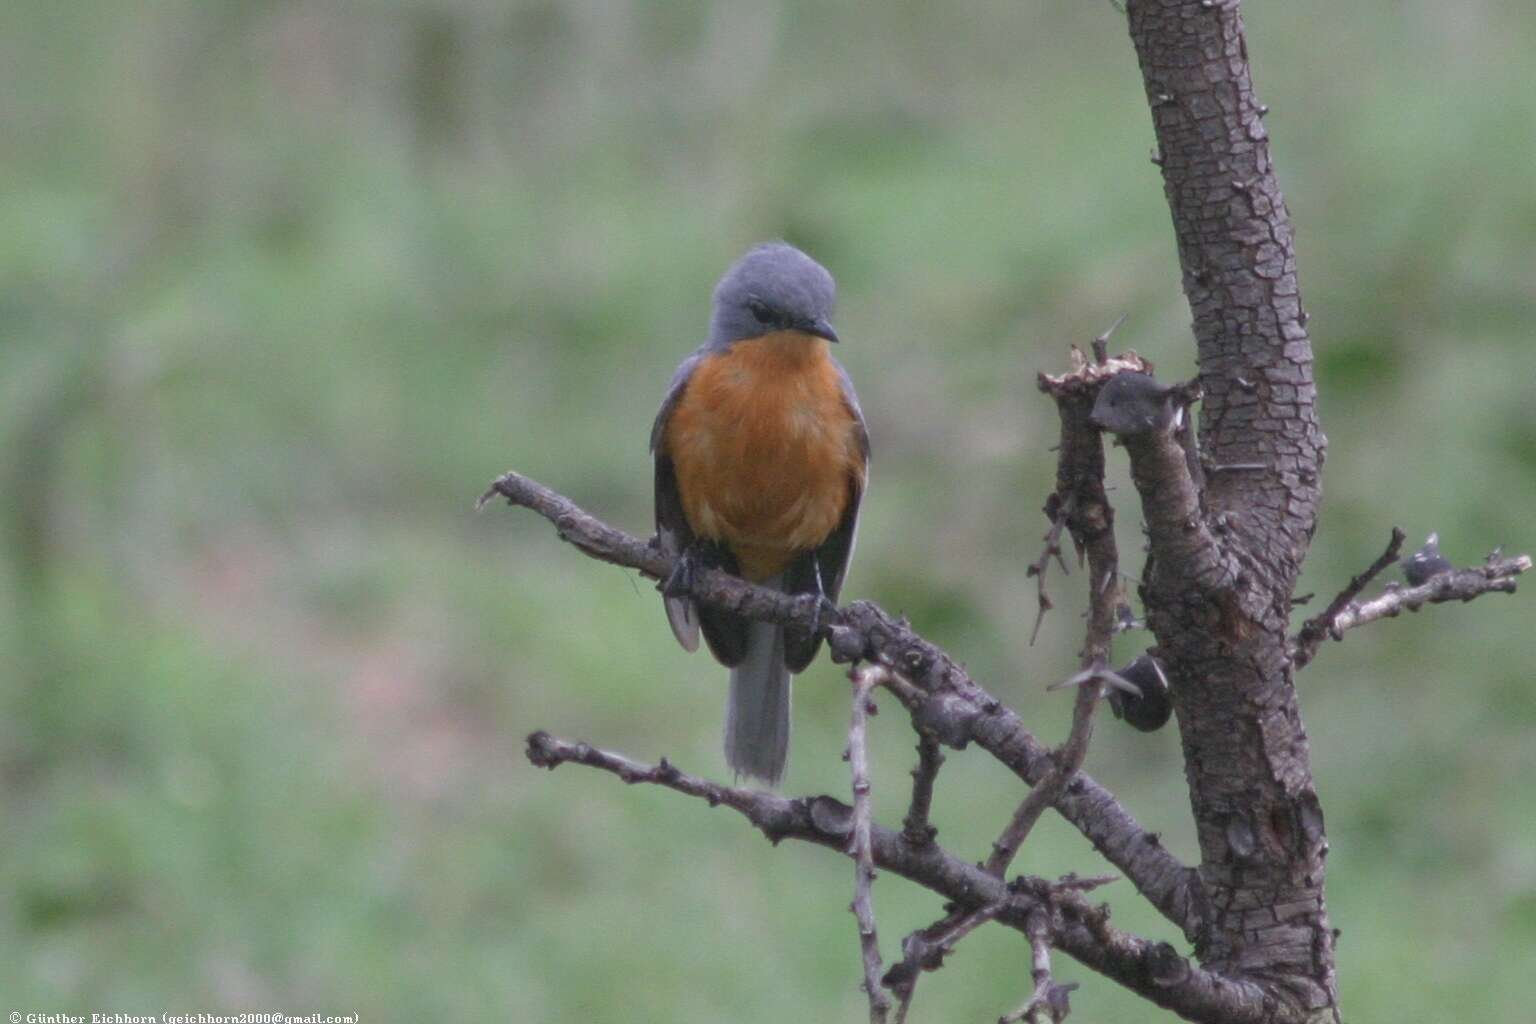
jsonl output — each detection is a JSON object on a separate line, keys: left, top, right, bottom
{"left": 1125, "top": 0, "right": 1335, "bottom": 1017}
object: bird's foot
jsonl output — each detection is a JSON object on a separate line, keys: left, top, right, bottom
{"left": 662, "top": 544, "right": 702, "bottom": 599}
{"left": 662, "top": 539, "right": 732, "bottom": 599}
{"left": 808, "top": 594, "right": 840, "bottom": 637}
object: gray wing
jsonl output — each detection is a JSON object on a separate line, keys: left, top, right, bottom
{"left": 824, "top": 361, "right": 869, "bottom": 605}
{"left": 650, "top": 350, "right": 704, "bottom": 453}
{"left": 653, "top": 351, "right": 704, "bottom": 652}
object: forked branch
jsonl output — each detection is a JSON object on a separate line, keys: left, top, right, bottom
{"left": 524, "top": 731, "right": 1283, "bottom": 1024}
{"left": 481, "top": 470, "right": 1202, "bottom": 933}
{"left": 1292, "top": 551, "right": 1530, "bottom": 667}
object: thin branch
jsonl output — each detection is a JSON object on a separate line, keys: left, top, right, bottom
{"left": 999, "top": 909, "right": 1077, "bottom": 1024}
{"left": 888, "top": 905, "right": 1001, "bottom": 1024}
{"left": 986, "top": 670, "right": 1098, "bottom": 878}
{"left": 483, "top": 470, "right": 1203, "bottom": 934}
{"left": 900, "top": 732, "right": 944, "bottom": 847}
{"left": 848, "top": 665, "right": 890, "bottom": 1023}
{"left": 1293, "top": 554, "right": 1531, "bottom": 661}
{"left": 890, "top": 368, "right": 1124, "bottom": 1015}
{"left": 989, "top": 360, "right": 1125, "bottom": 879}
{"left": 1291, "top": 527, "right": 1405, "bottom": 669}
{"left": 524, "top": 731, "right": 1287, "bottom": 1024}
{"left": 887, "top": 876, "right": 1117, "bottom": 1022}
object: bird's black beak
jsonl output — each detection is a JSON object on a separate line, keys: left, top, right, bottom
{"left": 804, "top": 316, "right": 839, "bottom": 343}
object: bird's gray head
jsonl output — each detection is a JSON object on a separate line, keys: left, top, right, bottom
{"left": 708, "top": 242, "right": 839, "bottom": 346}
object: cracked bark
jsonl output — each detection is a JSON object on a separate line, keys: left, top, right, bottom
{"left": 1126, "top": 0, "right": 1336, "bottom": 1018}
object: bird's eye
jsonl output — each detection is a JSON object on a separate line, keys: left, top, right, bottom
{"left": 747, "top": 299, "right": 774, "bottom": 325}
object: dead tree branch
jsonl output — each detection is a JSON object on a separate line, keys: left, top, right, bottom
{"left": 482, "top": 470, "right": 1202, "bottom": 934}
{"left": 900, "top": 732, "right": 943, "bottom": 847}
{"left": 893, "top": 364, "right": 1126, "bottom": 1012}
{"left": 888, "top": 905, "right": 1001, "bottom": 1024}
{"left": 990, "top": 369, "right": 1125, "bottom": 880}
{"left": 1027, "top": 492, "right": 1075, "bottom": 646}
{"left": 999, "top": 909, "right": 1077, "bottom": 1024}
{"left": 1303, "top": 554, "right": 1530, "bottom": 654}
{"left": 848, "top": 665, "right": 890, "bottom": 1023}
{"left": 500, "top": 1, "right": 1536, "bottom": 1018}
{"left": 524, "top": 731, "right": 1287, "bottom": 1024}
{"left": 1291, "top": 528, "right": 1405, "bottom": 669}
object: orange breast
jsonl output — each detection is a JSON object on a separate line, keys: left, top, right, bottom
{"left": 664, "top": 331, "right": 865, "bottom": 582}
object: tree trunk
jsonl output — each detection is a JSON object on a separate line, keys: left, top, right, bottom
{"left": 1124, "top": 1, "right": 1338, "bottom": 1018}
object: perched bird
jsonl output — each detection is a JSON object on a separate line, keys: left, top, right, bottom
{"left": 1089, "top": 372, "right": 1181, "bottom": 436}
{"left": 1401, "top": 532, "right": 1453, "bottom": 586}
{"left": 651, "top": 243, "right": 869, "bottom": 785}
{"left": 1106, "top": 653, "right": 1173, "bottom": 733}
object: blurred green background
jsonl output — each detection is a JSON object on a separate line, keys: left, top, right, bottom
{"left": 2, "top": 0, "right": 1533, "bottom": 1020}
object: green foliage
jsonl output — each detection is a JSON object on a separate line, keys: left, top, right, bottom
{"left": 1, "top": 0, "right": 1533, "bottom": 1019}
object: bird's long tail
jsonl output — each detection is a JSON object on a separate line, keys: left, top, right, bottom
{"left": 725, "top": 617, "right": 791, "bottom": 786}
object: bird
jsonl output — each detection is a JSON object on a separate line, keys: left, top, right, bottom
{"left": 1401, "top": 532, "right": 1453, "bottom": 586}
{"left": 651, "top": 242, "right": 869, "bottom": 785}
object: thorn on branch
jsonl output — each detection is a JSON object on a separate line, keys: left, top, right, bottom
{"left": 1028, "top": 492, "right": 1077, "bottom": 645}
{"left": 1091, "top": 313, "right": 1128, "bottom": 365}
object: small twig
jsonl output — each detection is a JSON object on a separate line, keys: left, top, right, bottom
{"left": 888, "top": 904, "right": 1002, "bottom": 1024}
{"left": 1290, "top": 549, "right": 1531, "bottom": 668}
{"left": 1291, "top": 527, "right": 1405, "bottom": 669}
{"left": 525, "top": 730, "right": 1280, "bottom": 1024}
{"left": 901, "top": 732, "right": 944, "bottom": 847}
{"left": 849, "top": 665, "right": 891, "bottom": 1023}
{"left": 999, "top": 909, "right": 1077, "bottom": 1023}
{"left": 987, "top": 665, "right": 1104, "bottom": 878}
{"left": 1052, "top": 872, "right": 1120, "bottom": 893}
{"left": 986, "top": 779, "right": 1064, "bottom": 878}
{"left": 887, "top": 873, "right": 1115, "bottom": 1021}
{"left": 1027, "top": 492, "right": 1077, "bottom": 645}
{"left": 991, "top": 349, "right": 1124, "bottom": 886}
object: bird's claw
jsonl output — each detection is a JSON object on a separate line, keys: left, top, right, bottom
{"left": 661, "top": 547, "right": 699, "bottom": 599}
{"left": 808, "top": 594, "right": 839, "bottom": 637}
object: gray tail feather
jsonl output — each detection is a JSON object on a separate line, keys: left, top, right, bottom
{"left": 725, "top": 618, "right": 791, "bottom": 786}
